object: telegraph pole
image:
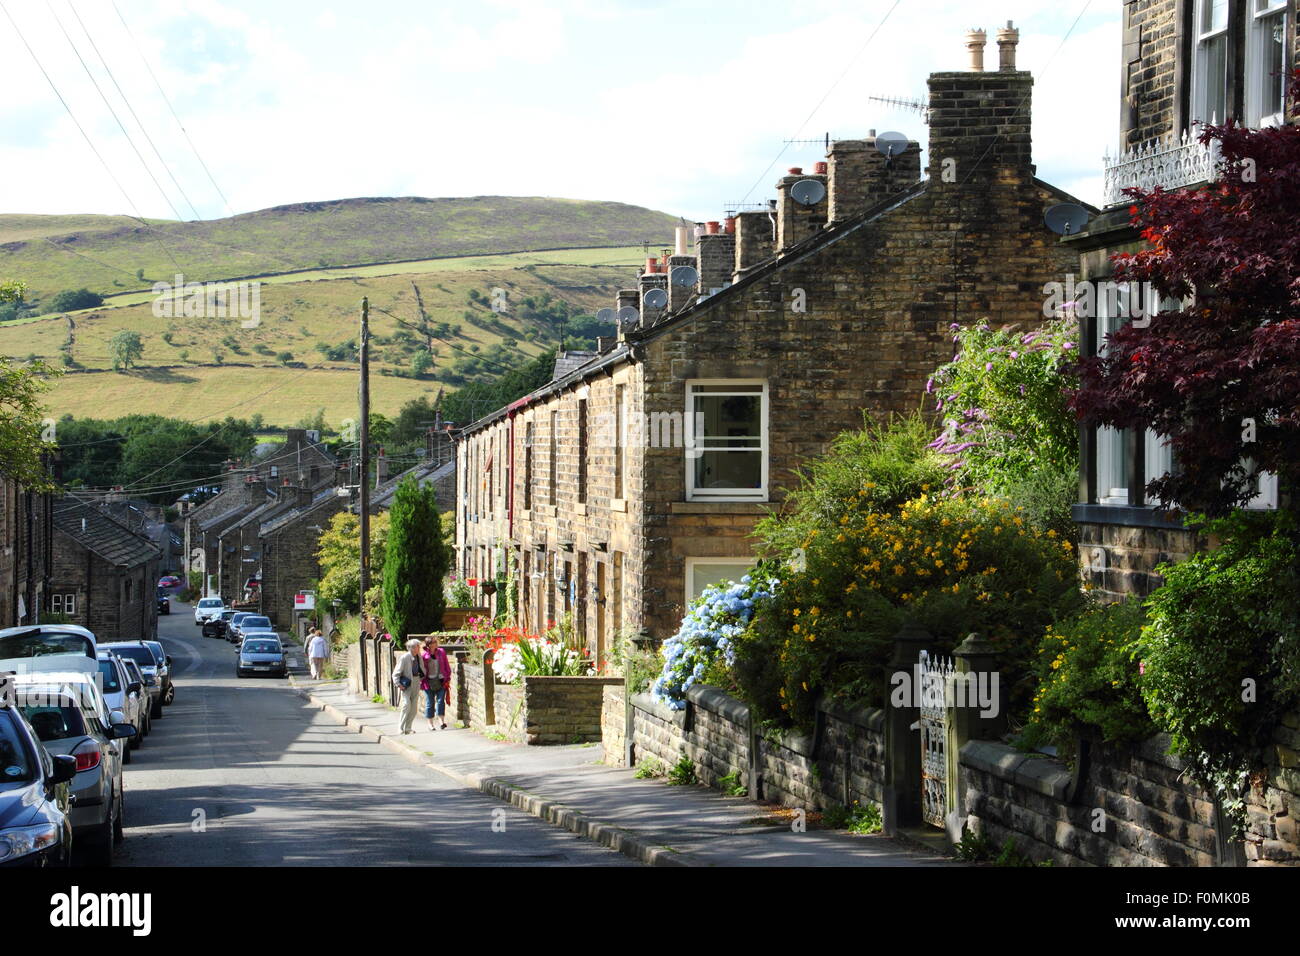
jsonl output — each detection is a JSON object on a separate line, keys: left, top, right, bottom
{"left": 359, "top": 297, "right": 371, "bottom": 605}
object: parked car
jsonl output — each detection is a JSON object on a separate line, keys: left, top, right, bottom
{"left": 100, "top": 644, "right": 165, "bottom": 720}
{"left": 202, "top": 610, "right": 234, "bottom": 640}
{"left": 139, "top": 640, "right": 174, "bottom": 706}
{"left": 14, "top": 680, "right": 135, "bottom": 865}
{"left": 0, "top": 685, "right": 76, "bottom": 867}
{"left": 157, "top": 589, "right": 170, "bottom": 616}
{"left": 0, "top": 624, "right": 98, "bottom": 677}
{"left": 194, "top": 597, "right": 226, "bottom": 626}
{"left": 96, "top": 654, "right": 146, "bottom": 761}
{"left": 158, "top": 575, "right": 182, "bottom": 589}
{"left": 236, "top": 636, "right": 287, "bottom": 678}
{"left": 117, "top": 659, "right": 153, "bottom": 741}
{"left": 230, "top": 615, "right": 271, "bottom": 645}
{"left": 225, "top": 612, "right": 252, "bottom": 643}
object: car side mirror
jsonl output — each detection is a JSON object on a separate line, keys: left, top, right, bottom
{"left": 110, "top": 723, "right": 138, "bottom": 740}
{"left": 50, "top": 754, "right": 77, "bottom": 785}
{"left": 165, "top": 656, "right": 172, "bottom": 666}
{"left": 128, "top": 681, "right": 143, "bottom": 695}
{"left": 109, "top": 709, "right": 127, "bottom": 725}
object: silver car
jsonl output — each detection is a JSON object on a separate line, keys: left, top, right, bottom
{"left": 14, "top": 679, "right": 136, "bottom": 865}
{"left": 101, "top": 643, "right": 165, "bottom": 720}
{"left": 96, "top": 654, "right": 147, "bottom": 761}
{"left": 116, "top": 658, "right": 153, "bottom": 741}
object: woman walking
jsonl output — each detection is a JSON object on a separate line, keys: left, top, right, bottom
{"left": 421, "top": 636, "right": 452, "bottom": 730}
{"left": 392, "top": 638, "right": 425, "bottom": 735}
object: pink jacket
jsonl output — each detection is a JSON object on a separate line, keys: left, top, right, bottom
{"left": 420, "top": 648, "right": 451, "bottom": 690}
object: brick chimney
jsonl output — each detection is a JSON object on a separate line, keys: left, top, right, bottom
{"left": 296, "top": 485, "right": 314, "bottom": 509}
{"left": 826, "top": 131, "right": 921, "bottom": 223}
{"left": 615, "top": 289, "right": 639, "bottom": 341}
{"left": 696, "top": 232, "right": 735, "bottom": 295}
{"left": 775, "top": 169, "right": 828, "bottom": 254}
{"left": 243, "top": 474, "right": 266, "bottom": 506}
{"left": 666, "top": 254, "right": 696, "bottom": 313}
{"left": 638, "top": 271, "right": 668, "bottom": 327}
{"left": 927, "top": 22, "right": 1033, "bottom": 188}
{"left": 732, "top": 210, "right": 773, "bottom": 276}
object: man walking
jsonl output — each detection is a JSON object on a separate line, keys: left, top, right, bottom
{"left": 306, "top": 628, "right": 330, "bottom": 680}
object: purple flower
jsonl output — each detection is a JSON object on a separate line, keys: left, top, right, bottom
{"left": 1009, "top": 351, "right": 1019, "bottom": 359}
{"left": 935, "top": 398, "right": 944, "bottom": 411}
{"left": 1063, "top": 342, "right": 1075, "bottom": 350}
{"left": 949, "top": 322, "right": 961, "bottom": 331}
{"left": 925, "top": 378, "right": 934, "bottom": 394}
{"left": 1018, "top": 384, "right": 1026, "bottom": 395}
{"left": 985, "top": 362, "right": 993, "bottom": 372}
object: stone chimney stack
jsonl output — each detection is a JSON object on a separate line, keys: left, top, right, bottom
{"left": 927, "top": 25, "right": 1034, "bottom": 187}
{"left": 732, "top": 210, "right": 773, "bottom": 277}
{"left": 375, "top": 447, "right": 389, "bottom": 489}
{"left": 637, "top": 270, "right": 668, "bottom": 328}
{"left": 243, "top": 473, "right": 265, "bottom": 506}
{"left": 775, "top": 168, "right": 828, "bottom": 255}
{"left": 997, "top": 20, "right": 1019, "bottom": 71}
{"left": 826, "top": 131, "right": 921, "bottom": 223}
{"left": 966, "top": 27, "right": 987, "bottom": 71}
{"left": 696, "top": 231, "right": 735, "bottom": 295}
{"left": 615, "top": 289, "right": 639, "bottom": 341}
{"left": 666, "top": 254, "right": 695, "bottom": 313}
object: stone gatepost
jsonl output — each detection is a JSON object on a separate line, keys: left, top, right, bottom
{"left": 947, "top": 632, "right": 1005, "bottom": 844}
{"left": 882, "top": 621, "right": 931, "bottom": 833}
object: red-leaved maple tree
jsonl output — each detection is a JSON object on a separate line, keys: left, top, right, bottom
{"left": 1073, "top": 70, "right": 1300, "bottom": 516}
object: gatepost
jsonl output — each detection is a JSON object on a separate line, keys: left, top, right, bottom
{"left": 947, "top": 632, "right": 1005, "bottom": 845}
{"left": 882, "top": 621, "right": 931, "bottom": 834}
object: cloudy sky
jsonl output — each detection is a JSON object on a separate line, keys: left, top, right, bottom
{"left": 0, "top": 0, "right": 1120, "bottom": 223}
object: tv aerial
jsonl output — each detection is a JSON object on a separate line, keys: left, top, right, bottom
{"left": 789, "top": 179, "right": 827, "bottom": 206}
{"left": 1044, "top": 203, "right": 1091, "bottom": 237}
{"left": 643, "top": 288, "right": 669, "bottom": 310}
{"left": 875, "top": 131, "right": 911, "bottom": 163}
{"left": 868, "top": 95, "right": 931, "bottom": 124}
{"left": 670, "top": 265, "right": 699, "bottom": 287}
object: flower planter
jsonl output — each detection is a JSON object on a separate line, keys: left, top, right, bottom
{"left": 441, "top": 606, "right": 490, "bottom": 631}
{"left": 461, "top": 662, "right": 623, "bottom": 745}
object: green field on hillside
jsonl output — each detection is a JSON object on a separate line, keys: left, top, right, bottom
{"left": 0, "top": 196, "right": 678, "bottom": 303}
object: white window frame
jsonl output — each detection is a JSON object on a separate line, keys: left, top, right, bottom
{"left": 684, "top": 557, "right": 757, "bottom": 607}
{"left": 1246, "top": 0, "right": 1289, "bottom": 128}
{"left": 684, "top": 380, "right": 769, "bottom": 502}
{"left": 1192, "top": 0, "right": 1231, "bottom": 125}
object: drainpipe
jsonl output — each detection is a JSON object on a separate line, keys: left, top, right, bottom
{"left": 505, "top": 396, "right": 530, "bottom": 540}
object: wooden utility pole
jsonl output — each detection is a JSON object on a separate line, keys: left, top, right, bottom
{"left": 359, "top": 297, "right": 371, "bottom": 604}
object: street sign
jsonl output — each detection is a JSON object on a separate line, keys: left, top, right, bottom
{"left": 294, "top": 592, "right": 316, "bottom": 611}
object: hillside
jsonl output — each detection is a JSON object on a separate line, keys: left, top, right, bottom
{"left": 0, "top": 196, "right": 679, "bottom": 304}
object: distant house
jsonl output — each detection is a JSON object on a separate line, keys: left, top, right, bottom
{"left": 0, "top": 475, "right": 54, "bottom": 627}
{"left": 51, "top": 497, "right": 161, "bottom": 640}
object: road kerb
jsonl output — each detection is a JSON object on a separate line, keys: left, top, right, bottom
{"left": 289, "top": 677, "right": 693, "bottom": 867}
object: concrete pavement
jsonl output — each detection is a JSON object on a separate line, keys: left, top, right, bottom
{"left": 291, "top": 671, "right": 953, "bottom": 867}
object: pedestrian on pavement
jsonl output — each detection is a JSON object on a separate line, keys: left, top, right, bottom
{"left": 421, "top": 636, "right": 452, "bottom": 730}
{"left": 392, "top": 638, "right": 425, "bottom": 735}
{"left": 306, "top": 629, "right": 330, "bottom": 680}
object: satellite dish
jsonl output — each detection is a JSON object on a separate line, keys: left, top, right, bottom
{"left": 875, "top": 131, "right": 910, "bottom": 159}
{"left": 643, "top": 288, "right": 668, "bottom": 310}
{"left": 670, "top": 266, "right": 699, "bottom": 287}
{"left": 595, "top": 307, "right": 615, "bottom": 324}
{"left": 616, "top": 306, "right": 639, "bottom": 329}
{"left": 789, "top": 179, "right": 826, "bottom": 206}
{"left": 1044, "top": 203, "right": 1091, "bottom": 236}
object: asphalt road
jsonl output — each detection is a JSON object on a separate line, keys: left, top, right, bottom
{"left": 114, "top": 600, "right": 634, "bottom": 866}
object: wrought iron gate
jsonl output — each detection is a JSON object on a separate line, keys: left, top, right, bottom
{"left": 919, "top": 649, "right": 953, "bottom": 829}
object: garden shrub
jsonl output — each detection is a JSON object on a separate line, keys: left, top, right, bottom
{"left": 735, "top": 494, "right": 1083, "bottom": 731}
{"left": 1136, "top": 511, "right": 1300, "bottom": 831}
{"left": 929, "top": 317, "right": 1079, "bottom": 537}
{"left": 1021, "top": 598, "right": 1154, "bottom": 755}
{"left": 652, "top": 572, "right": 775, "bottom": 710}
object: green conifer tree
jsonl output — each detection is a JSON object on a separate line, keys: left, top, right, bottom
{"left": 381, "top": 475, "right": 448, "bottom": 640}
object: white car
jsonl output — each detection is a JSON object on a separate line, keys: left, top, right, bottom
{"left": 193, "top": 597, "right": 226, "bottom": 625}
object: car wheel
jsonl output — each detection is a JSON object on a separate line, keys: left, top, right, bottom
{"left": 82, "top": 807, "right": 115, "bottom": 867}
{"left": 123, "top": 741, "right": 132, "bottom": 764}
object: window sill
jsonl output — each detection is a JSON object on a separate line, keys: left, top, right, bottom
{"left": 610, "top": 499, "right": 627, "bottom": 513}
{"left": 672, "top": 501, "right": 769, "bottom": 515}
{"left": 1072, "top": 503, "right": 1186, "bottom": 530}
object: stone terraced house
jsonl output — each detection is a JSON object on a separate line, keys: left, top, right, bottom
{"left": 0, "top": 475, "right": 54, "bottom": 628}
{"left": 1066, "top": 0, "right": 1298, "bottom": 600}
{"left": 456, "top": 26, "right": 1090, "bottom": 660}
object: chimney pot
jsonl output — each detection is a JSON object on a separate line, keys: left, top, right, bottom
{"left": 788, "top": 167, "right": 803, "bottom": 175}
{"left": 705, "top": 221, "right": 720, "bottom": 235}
{"left": 813, "top": 161, "right": 828, "bottom": 174}
{"left": 997, "top": 21, "right": 1019, "bottom": 71}
{"left": 966, "top": 27, "right": 988, "bottom": 71}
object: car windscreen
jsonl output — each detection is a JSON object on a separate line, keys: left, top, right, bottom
{"left": 0, "top": 712, "right": 35, "bottom": 783}
{"left": 107, "top": 647, "right": 155, "bottom": 668}
{"left": 142, "top": 644, "right": 165, "bottom": 665}
{"left": 18, "top": 701, "right": 87, "bottom": 742}
{"left": 242, "top": 641, "right": 281, "bottom": 655}
{"left": 0, "top": 630, "right": 94, "bottom": 660}
{"left": 199, "top": 599, "right": 222, "bottom": 608}
{"left": 97, "top": 660, "right": 122, "bottom": 693}
{"left": 242, "top": 617, "right": 270, "bottom": 629}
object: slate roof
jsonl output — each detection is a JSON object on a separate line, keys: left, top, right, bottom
{"left": 260, "top": 486, "right": 346, "bottom": 537}
{"left": 53, "top": 498, "right": 161, "bottom": 569}
{"left": 552, "top": 350, "right": 598, "bottom": 380}
{"left": 369, "top": 458, "right": 455, "bottom": 510}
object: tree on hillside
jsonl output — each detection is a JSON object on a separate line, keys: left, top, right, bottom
{"left": 1074, "top": 71, "right": 1300, "bottom": 516}
{"left": 49, "top": 288, "right": 104, "bottom": 313}
{"left": 380, "top": 476, "right": 448, "bottom": 640}
{"left": 109, "top": 330, "right": 145, "bottom": 371}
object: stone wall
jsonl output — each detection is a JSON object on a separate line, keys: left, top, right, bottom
{"left": 459, "top": 662, "right": 618, "bottom": 745}
{"left": 1077, "top": 515, "right": 1201, "bottom": 602}
{"left": 623, "top": 684, "right": 886, "bottom": 810}
{"left": 960, "top": 732, "right": 1300, "bottom": 866}
{"left": 601, "top": 684, "right": 627, "bottom": 766}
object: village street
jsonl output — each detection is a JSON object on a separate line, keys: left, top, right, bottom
{"left": 113, "top": 599, "right": 634, "bottom": 867}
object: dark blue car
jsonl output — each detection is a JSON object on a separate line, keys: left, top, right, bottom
{"left": 0, "top": 686, "right": 76, "bottom": 867}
